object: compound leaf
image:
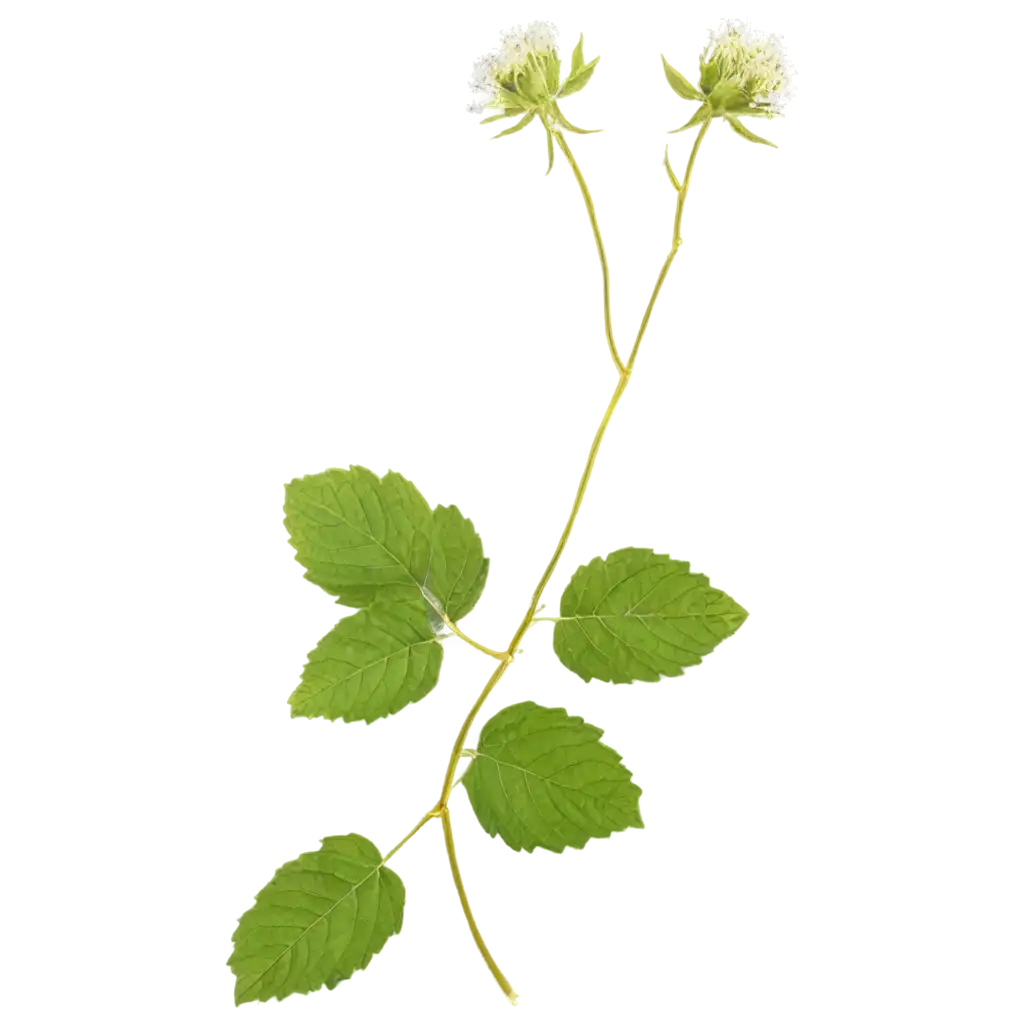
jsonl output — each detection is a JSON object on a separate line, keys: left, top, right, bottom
{"left": 284, "top": 466, "right": 432, "bottom": 609}
{"left": 553, "top": 547, "right": 747, "bottom": 683}
{"left": 290, "top": 599, "right": 443, "bottom": 723}
{"left": 228, "top": 834, "right": 404, "bottom": 1005}
{"left": 427, "top": 504, "right": 488, "bottom": 623}
{"left": 463, "top": 701, "right": 643, "bottom": 853}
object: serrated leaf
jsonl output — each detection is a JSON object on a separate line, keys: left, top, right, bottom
{"left": 558, "top": 55, "right": 599, "bottom": 98}
{"left": 427, "top": 504, "right": 488, "bottom": 622}
{"left": 290, "top": 599, "right": 442, "bottom": 723}
{"left": 228, "top": 834, "right": 404, "bottom": 1004}
{"left": 285, "top": 466, "right": 432, "bottom": 609}
{"left": 492, "top": 110, "right": 535, "bottom": 139}
{"left": 463, "top": 701, "right": 643, "bottom": 853}
{"left": 553, "top": 547, "right": 747, "bottom": 683}
{"left": 661, "top": 55, "right": 703, "bottom": 101}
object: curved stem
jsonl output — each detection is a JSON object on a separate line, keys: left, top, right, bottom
{"left": 437, "top": 120, "right": 712, "bottom": 1002}
{"left": 626, "top": 116, "right": 711, "bottom": 372}
{"left": 441, "top": 809, "right": 518, "bottom": 1005}
{"left": 436, "top": 609, "right": 506, "bottom": 660}
{"left": 437, "top": 372, "right": 630, "bottom": 804}
{"left": 552, "top": 130, "right": 625, "bottom": 375}
{"left": 423, "top": 591, "right": 505, "bottom": 660}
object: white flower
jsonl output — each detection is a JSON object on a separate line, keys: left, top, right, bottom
{"left": 704, "top": 19, "right": 795, "bottom": 114}
{"left": 467, "top": 21, "right": 561, "bottom": 114}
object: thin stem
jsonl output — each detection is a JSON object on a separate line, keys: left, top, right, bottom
{"left": 442, "top": 809, "right": 518, "bottom": 1005}
{"left": 444, "top": 614, "right": 503, "bottom": 655}
{"left": 553, "top": 130, "right": 625, "bottom": 376}
{"left": 626, "top": 116, "right": 711, "bottom": 373}
{"left": 422, "top": 591, "right": 505, "bottom": 660}
{"left": 380, "top": 806, "right": 436, "bottom": 864}
{"left": 437, "top": 120, "right": 711, "bottom": 1002}
{"left": 438, "top": 372, "right": 630, "bottom": 804}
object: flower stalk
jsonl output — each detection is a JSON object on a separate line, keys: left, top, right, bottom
{"left": 435, "top": 89, "right": 716, "bottom": 999}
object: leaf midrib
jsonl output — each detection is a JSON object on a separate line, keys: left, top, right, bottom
{"left": 558, "top": 610, "right": 736, "bottom": 622}
{"left": 475, "top": 750, "right": 627, "bottom": 799}
{"left": 238, "top": 861, "right": 384, "bottom": 1001}
{"left": 296, "top": 493, "right": 426, "bottom": 593}
{"left": 300, "top": 638, "right": 440, "bottom": 700}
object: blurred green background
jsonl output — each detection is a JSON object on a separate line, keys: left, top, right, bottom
{"left": 2, "top": 9, "right": 1024, "bottom": 1024}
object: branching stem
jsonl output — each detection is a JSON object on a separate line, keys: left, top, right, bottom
{"left": 553, "top": 130, "right": 625, "bottom": 375}
{"left": 426, "top": 594, "right": 506, "bottom": 660}
{"left": 388, "top": 118, "right": 713, "bottom": 1003}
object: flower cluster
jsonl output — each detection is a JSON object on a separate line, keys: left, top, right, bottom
{"left": 466, "top": 22, "right": 602, "bottom": 171}
{"left": 701, "top": 20, "right": 794, "bottom": 115}
{"left": 467, "top": 21, "right": 561, "bottom": 116}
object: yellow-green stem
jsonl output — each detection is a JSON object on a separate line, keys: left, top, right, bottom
{"left": 626, "top": 115, "right": 711, "bottom": 372}
{"left": 552, "top": 130, "right": 624, "bottom": 375}
{"left": 441, "top": 809, "right": 518, "bottom": 1005}
{"left": 434, "top": 118, "right": 711, "bottom": 1002}
{"left": 421, "top": 589, "right": 505, "bottom": 659}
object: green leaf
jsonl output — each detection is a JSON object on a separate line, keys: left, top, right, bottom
{"left": 492, "top": 110, "right": 535, "bottom": 138}
{"left": 285, "top": 466, "right": 432, "bottom": 609}
{"left": 545, "top": 127, "right": 554, "bottom": 175}
{"left": 427, "top": 504, "right": 488, "bottom": 622}
{"left": 463, "top": 701, "right": 643, "bottom": 853}
{"left": 228, "top": 834, "right": 405, "bottom": 1004}
{"left": 479, "top": 113, "right": 507, "bottom": 124}
{"left": 553, "top": 547, "right": 747, "bottom": 683}
{"left": 558, "top": 55, "right": 600, "bottom": 99}
{"left": 661, "top": 55, "right": 703, "bottom": 101}
{"left": 290, "top": 599, "right": 443, "bottom": 723}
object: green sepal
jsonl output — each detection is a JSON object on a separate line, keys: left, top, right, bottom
{"left": 553, "top": 101, "right": 600, "bottom": 134}
{"left": 479, "top": 111, "right": 520, "bottom": 124}
{"left": 544, "top": 50, "right": 561, "bottom": 96}
{"left": 700, "top": 58, "right": 724, "bottom": 93}
{"left": 569, "top": 31, "right": 585, "bottom": 75}
{"left": 708, "top": 79, "right": 751, "bottom": 114}
{"left": 503, "top": 83, "right": 536, "bottom": 111}
{"left": 561, "top": 59, "right": 598, "bottom": 98}
{"left": 729, "top": 113, "right": 774, "bottom": 147}
{"left": 663, "top": 59, "right": 704, "bottom": 102}
{"left": 545, "top": 127, "right": 554, "bottom": 175}
{"left": 491, "top": 110, "right": 535, "bottom": 139}
{"left": 671, "top": 103, "right": 712, "bottom": 133}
